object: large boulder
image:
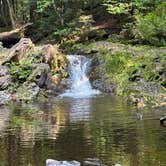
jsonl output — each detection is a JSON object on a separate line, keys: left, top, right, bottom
{"left": 45, "top": 74, "right": 69, "bottom": 95}
{"left": 27, "top": 63, "right": 50, "bottom": 88}
{"left": 2, "top": 38, "right": 34, "bottom": 65}
{"left": 41, "top": 44, "right": 68, "bottom": 75}
{"left": 16, "top": 82, "right": 40, "bottom": 101}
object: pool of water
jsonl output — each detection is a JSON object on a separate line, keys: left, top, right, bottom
{"left": 0, "top": 95, "right": 165, "bottom": 166}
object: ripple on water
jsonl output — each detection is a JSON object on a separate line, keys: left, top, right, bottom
{"left": 0, "top": 95, "right": 165, "bottom": 166}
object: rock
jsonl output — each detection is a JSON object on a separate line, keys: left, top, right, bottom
{"left": 92, "top": 79, "right": 115, "bottom": 93}
{"left": 41, "top": 44, "right": 68, "bottom": 74}
{"left": 0, "top": 66, "right": 10, "bottom": 76}
{"left": 114, "top": 164, "right": 122, "bottom": 166}
{"left": 45, "top": 74, "right": 69, "bottom": 95}
{"left": 0, "top": 75, "right": 11, "bottom": 90}
{"left": 27, "top": 63, "right": 50, "bottom": 88}
{"left": 0, "top": 66, "right": 11, "bottom": 90}
{"left": 46, "top": 159, "right": 80, "bottom": 166}
{"left": 2, "top": 38, "right": 34, "bottom": 65}
{"left": 42, "top": 44, "right": 56, "bottom": 67}
{"left": 0, "top": 91, "right": 11, "bottom": 105}
{"left": 16, "top": 82, "right": 40, "bottom": 101}
{"left": 160, "top": 116, "right": 166, "bottom": 124}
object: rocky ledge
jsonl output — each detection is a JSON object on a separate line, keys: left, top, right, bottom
{"left": 0, "top": 38, "right": 69, "bottom": 105}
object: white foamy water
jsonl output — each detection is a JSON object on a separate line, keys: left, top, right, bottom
{"left": 60, "top": 55, "right": 100, "bottom": 98}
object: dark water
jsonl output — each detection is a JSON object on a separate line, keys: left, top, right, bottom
{"left": 0, "top": 95, "right": 166, "bottom": 166}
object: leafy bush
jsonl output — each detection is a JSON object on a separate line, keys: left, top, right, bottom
{"left": 135, "top": 2, "right": 166, "bottom": 46}
{"left": 103, "top": 0, "right": 132, "bottom": 14}
{"left": 9, "top": 62, "right": 32, "bottom": 83}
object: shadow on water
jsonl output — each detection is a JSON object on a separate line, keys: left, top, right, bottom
{"left": 0, "top": 95, "right": 165, "bottom": 166}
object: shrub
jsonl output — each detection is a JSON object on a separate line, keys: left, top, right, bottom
{"left": 135, "top": 2, "right": 166, "bottom": 46}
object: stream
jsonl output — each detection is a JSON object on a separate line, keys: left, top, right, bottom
{"left": 0, "top": 55, "right": 165, "bottom": 166}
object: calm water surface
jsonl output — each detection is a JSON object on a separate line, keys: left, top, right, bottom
{"left": 0, "top": 95, "right": 165, "bottom": 166}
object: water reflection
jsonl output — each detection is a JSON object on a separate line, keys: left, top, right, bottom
{"left": 0, "top": 106, "right": 12, "bottom": 135}
{"left": 0, "top": 96, "right": 165, "bottom": 166}
{"left": 66, "top": 98, "right": 91, "bottom": 122}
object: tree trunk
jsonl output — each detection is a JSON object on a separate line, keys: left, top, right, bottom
{"left": 0, "top": 0, "right": 9, "bottom": 26}
{"left": 6, "top": 0, "right": 17, "bottom": 28}
{"left": 30, "top": 1, "right": 37, "bottom": 22}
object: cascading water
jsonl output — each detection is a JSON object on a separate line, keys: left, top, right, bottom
{"left": 60, "top": 55, "right": 100, "bottom": 98}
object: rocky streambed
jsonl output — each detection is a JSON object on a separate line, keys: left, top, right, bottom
{"left": 0, "top": 39, "right": 166, "bottom": 108}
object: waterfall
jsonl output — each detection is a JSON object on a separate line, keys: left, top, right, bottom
{"left": 60, "top": 55, "right": 100, "bottom": 98}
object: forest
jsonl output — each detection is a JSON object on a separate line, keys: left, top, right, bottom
{"left": 0, "top": 0, "right": 166, "bottom": 46}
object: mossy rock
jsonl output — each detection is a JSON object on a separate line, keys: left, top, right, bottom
{"left": 16, "top": 82, "right": 40, "bottom": 101}
{"left": 80, "top": 41, "right": 166, "bottom": 106}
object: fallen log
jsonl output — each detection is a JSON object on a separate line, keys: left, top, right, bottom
{"left": 0, "top": 23, "right": 33, "bottom": 42}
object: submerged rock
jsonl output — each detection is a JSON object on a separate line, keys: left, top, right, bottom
{"left": 46, "top": 159, "right": 80, "bottom": 166}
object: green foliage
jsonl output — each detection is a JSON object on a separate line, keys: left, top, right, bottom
{"left": 104, "top": 52, "right": 128, "bottom": 74}
{"left": 52, "top": 15, "right": 94, "bottom": 44}
{"left": 101, "top": 45, "right": 166, "bottom": 97}
{"left": 135, "top": 2, "right": 166, "bottom": 46}
{"left": 37, "top": 0, "right": 54, "bottom": 13}
{"left": 88, "top": 29, "right": 107, "bottom": 40}
{"left": 1, "top": 0, "right": 166, "bottom": 47}
{"left": 9, "top": 62, "right": 32, "bottom": 83}
{"left": 103, "top": 0, "right": 132, "bottom": 14}
{"left": 8, "top": 51, "right": 38, "bottom": 84}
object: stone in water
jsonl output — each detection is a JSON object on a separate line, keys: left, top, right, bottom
{"left": 46, "top": 159, "right": 80, "bottom": 166}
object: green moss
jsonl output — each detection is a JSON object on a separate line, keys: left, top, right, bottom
{"left": 104, "top": 52, "right": 128, "bottom": 74}
{"left": 93, "top": 42, "right": 166, "bottom": 105}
